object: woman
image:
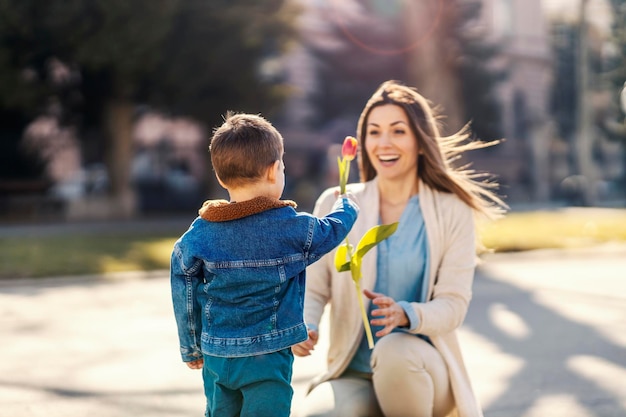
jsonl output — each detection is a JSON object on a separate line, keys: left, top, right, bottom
{"left": 293, "top": 80, "right": 505, "bottom": 417}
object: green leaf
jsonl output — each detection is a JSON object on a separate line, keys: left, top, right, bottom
{"left": 355, "top": 222, "right": 399, "bottom": 261}
{"left": 349, "top": 258, "right": 362, "bottom": 283}
{"left": 336, "top": 261, "right": 351, "bottom": 273}
{"left": 334, "top": 243, "right": 351, "bottom": 272}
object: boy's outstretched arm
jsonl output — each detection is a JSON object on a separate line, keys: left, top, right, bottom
{"left": 306, "top": 192, "right": 359, "bottom": 258}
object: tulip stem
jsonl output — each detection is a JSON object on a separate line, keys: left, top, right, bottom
{"left": 342, "top": 159, "right": 350, "bottom": 193}
{"left": 354, "top": 280, "right": 374, "bottom": 349}
{"left": 338, "top": 149, "right": 374, "bottom": 349}
{"left": 345, "top": 235, "right": 373, "bottom": 349}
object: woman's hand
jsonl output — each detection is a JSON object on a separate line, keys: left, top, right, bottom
{"left": 364, "top": 288, "right": 409, "bottom": 337}
{"left": 292, "top": 328, "right": 319, "bottom": 357}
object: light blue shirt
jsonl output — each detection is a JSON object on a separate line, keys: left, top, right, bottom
{"left": 347, "top": 194, "right": 429, "bottom": 373}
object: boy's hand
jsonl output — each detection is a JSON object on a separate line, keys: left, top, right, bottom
{"left": 292, "top": 328, "right": 319, "bottom": 357}
{"left": 336, "top": 190, "right": 359, "bottom": 208}
{"left": 186, "top": 358, "right": 204, "bottom": 369}
{"left": 335, "top": 190, "right": 355, "bottom": 200}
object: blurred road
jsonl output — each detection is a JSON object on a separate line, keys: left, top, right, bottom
{"left": 0, "top": 244, "right": 625, "bottom": 417}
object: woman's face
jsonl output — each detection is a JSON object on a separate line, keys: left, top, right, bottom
{"left": 364, "top": 104, "right": 419, "bottom": 182}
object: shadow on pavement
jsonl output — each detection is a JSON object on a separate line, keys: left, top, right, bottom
{"left": 464, "top": 269, "right": 626, "bottom": 417}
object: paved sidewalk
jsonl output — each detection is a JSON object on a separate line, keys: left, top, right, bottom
{"left": 0, "top": 244, "right": 625, "bottom": 417}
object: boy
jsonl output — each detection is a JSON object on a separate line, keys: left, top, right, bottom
{"left": 170, "top": 112, "right": 359, "bottom": 417}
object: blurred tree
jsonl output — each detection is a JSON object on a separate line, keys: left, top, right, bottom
{"left": 549, "top": 22, "right": 579, "bottom": 170}
{"left": 0, "top": 110, "right": 45, "bottom": 182}
{"left": 600, "top": 0, "right": 626, "bottom": 193}
{"left": 597, "top": 0, "right": 626, "bottom": 130}
{"left": 0, "top": 0, "right": 298, "bottom": 215}
{"left": 305, "top": 2, "right": 408, "bottom": 128}
{"left": 454, "top": 1, "right": 505, "bottom": 142}
{"left": 604, "top": 0, "right": 626, "bottom": 102}
{"left": 550, "top": 0, "right": 626, "bottom": 202}
{"left": 404, "top": 0, "right": 464, "bottom": 135}
{"left": 550, "top": 1, "right": 626, "bottom": 198}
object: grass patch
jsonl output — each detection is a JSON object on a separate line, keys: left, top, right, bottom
{"left": 1, "top": 207, "right": 625, "bottom": 279}
{"left": 479, "top": 207, "right": 626, "bottom": 252}
{"left": 0, "top": 234, "right": 178, "bottom": 279}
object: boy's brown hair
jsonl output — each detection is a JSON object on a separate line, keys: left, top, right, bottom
{"left": 209, "top": 112, "right": 284, "bottom": 187}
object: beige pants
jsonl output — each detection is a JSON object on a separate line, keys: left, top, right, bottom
{"left": 297, "top": 333, "right": 454, "bottom": 417}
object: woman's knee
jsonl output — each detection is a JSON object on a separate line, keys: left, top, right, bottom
{"left": 371, "top": 333, "right": 429, "bottom": 373}
{"left": 370, "top": 333, "right": 453, "bottom": 417}
{"left": 296, "top": 377, "right": 381, "bottom": 417}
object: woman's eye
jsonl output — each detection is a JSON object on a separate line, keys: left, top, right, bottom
{"left": 394, "top": 129, "right": 405, "bottom": 135}
{"left": 367, "top": 130, "right": 379, "bottom": 136}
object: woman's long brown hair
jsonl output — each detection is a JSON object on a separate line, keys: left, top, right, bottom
{"left": 357, "top": 80, "right": 506, "bottom": 219}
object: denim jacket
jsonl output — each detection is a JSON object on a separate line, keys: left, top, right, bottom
{"left": 171, "top": 195, "right": 358, "bottom": 360}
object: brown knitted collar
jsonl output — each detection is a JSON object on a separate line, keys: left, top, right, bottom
{"left": 198, "top": 196, "right": 297, "bottom": 222}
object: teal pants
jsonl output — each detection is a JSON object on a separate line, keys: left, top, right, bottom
{"left": 202, "top": 348, "right": 294, "bottom": 417}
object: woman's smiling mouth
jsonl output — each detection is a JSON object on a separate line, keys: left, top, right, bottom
{"left": 378, "top": 154, "right": 400, "bottom": 165}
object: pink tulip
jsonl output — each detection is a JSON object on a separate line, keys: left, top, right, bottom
{"left": 341, "top": 136, "right": 358, "bottom": 161}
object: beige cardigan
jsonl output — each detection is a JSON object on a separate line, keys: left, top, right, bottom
{"left": 304, "top": 178, "right": 483, "bottom": 417}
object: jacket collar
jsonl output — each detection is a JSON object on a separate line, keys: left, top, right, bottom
{"left": 198, "top": 196, "right": 297, "bottom": 222}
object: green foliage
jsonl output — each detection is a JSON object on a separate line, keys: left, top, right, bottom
{"left": 0, "top": 0, "right": 299, "bottom": 127}
{"left": 142, "top": 1, "right": 299, "bottom": 126}
{"left": 0, "top": 0, "right": 300, "bottom": 191}
{"left": 333, "top": 221, "right": 398, "bottom": 349}
{"left": 355, "top": 222, "right": 398, "bottom": 263}
{"left": 333, "top": 222, "right": 399, "bottom": 279}
{"left": 334, "top": 242, "right": 352, "bottom": 272}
